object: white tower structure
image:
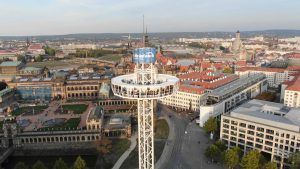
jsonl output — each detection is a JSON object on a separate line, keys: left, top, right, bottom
{"left": 111, "top": 48, "right": 179, "bottom": 169}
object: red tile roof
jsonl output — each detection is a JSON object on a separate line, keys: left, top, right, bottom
{"left": 178, "top": 70, "right": 239, "bottom": 91}
{"left": 286, "top": 66, "right": 300, "bottom": 72}
{"left": 286, "top": 74, "right": 300, "bottom": 91}
{"left": 0, "top": 50, "right": 18, "bottom": 54}
{"left": 156, "top": 52, "right": 176, "bottom": 65}
{"left": 179, "top": 84, "right": 205, "bottom": 94}
{"left": 236, "top": 60, "right": 247, "bottom": 66}
{"left": 286, "top": 53, "right": 300, "bottom": 59}
{"left": 28, "top": 44, "right": 43, "bottom": 50}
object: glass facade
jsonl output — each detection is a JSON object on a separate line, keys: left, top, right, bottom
{"left": 16, "top": 85, "right": 52, "bottom": 101}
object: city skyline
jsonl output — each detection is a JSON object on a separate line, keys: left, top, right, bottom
{"left": 0, "top": 0, "right": 300, "bottom": 36}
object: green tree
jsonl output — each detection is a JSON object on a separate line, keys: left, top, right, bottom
{"left": 263, "top": 161, "right": 278, "bottom": 169}
{"left": 255, "top": 92, "right": 276, "bottom": 102}
{"left": 223, "top": 148, "right": 240, "bottom": 169}
{"left": 205, "top": 144, "right": 220, "bottom": 162}
{"left": 203, "top": 117, "right": 218, "bottom": 134}
{"left": 214, "top": 140, "right": 227, "bottom": 152}
{"left": 35, "top": 55, "right": 44, "bottom": 62}
{"left": 13, "top": 162, "right": 28, "bottom": 169}
{"left": 188, "top": 42, "right": 203, "bottom": 49}
{"left": 240, "top": 150, "right": 261, "bottom": 169}
{"left": 0, "top": 82, "right": 8, "bottom": 91}
{"left": 43, "top": 46, "right": 56, "bottom": 56}
{"left": 32, "top": 160, "right": 47, "bottom": 169}
{"left": 73, "top": 156, "right": 87, "bottom": 169}
{"left": 53, "top": 158, "right": 68, "bottom": 169}
{"left": 290, "top": 152, "right": 300, "bottom": 169}
{"left": 17, "top": 55, "right": 26, "bottom": 62}
{"left": 223, "top": 67, "right": 234, "bottom": 73}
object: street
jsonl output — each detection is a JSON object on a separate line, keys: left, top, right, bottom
{"left": 156, "top": 105, "right": 224, "bottom": 169}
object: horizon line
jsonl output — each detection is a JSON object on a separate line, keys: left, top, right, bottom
{"left": 1, "top": 29, "right": 300, "bottom": 37}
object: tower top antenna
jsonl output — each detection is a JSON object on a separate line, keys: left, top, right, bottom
{"left": 143, "top": 15, "right": 145, "bottom": 35}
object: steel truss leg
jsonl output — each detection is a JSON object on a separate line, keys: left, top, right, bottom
{"left": 137, "top": 99, "right": 154, "bottom": 169}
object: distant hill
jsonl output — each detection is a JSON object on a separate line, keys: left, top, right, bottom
{"left": 1, "top": 29, "right": 300, "bottom": 41}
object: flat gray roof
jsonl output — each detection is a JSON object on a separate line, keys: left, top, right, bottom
{"left": 208, "top": 74, "right": 265, "bottom": 98}
{"left": 229, "top": 99, "right": 300, "bottom": 132}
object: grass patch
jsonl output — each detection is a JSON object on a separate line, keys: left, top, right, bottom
{"left": 121, "top": 119, "right": 169, "bottom": 169}
{"left": 62, "top": 104, "right": 88, "bottom": 114}
{"left": 38, "top": 118, "right": 81, "bottom": 131}
{"left": 98, "top": 54, "right": 122, "bottom": 62}
{"left": 96, "top": 139, "right": 131, "bottom": 169}
{"left": 120, "top": 140, "right": 166, "bottom": 169}
{"left": 27, "top": 61, "right": 71, "bottom": 68}
{"left": 12, "top": 106, "right": 48, "bottom": 116}
{"left": 155, "top": 119, "right": 169, "bottom": 139}
{"left": 111, "top": 139, "right": 131, "bottom": 157}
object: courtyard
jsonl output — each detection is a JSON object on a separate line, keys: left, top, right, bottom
{"left": 14, "top": 101, "right": 93, "bottom": 132}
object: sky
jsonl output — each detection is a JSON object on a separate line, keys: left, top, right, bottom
{"left": 0, "top": 0, "right": 299, "bottom": 36}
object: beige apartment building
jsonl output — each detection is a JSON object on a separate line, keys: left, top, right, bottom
{"left": 282, "top": 74, "right": 300, "bottom": 108}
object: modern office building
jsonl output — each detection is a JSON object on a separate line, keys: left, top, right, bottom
{"left": 199, "top": 74, "right": 267, "bottom": 127}
{"left": 220, "top": 99, "right": 300, "bottom": 169}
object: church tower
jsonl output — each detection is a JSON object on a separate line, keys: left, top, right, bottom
{"left": 232, "top": 30, "right": 242, "bottom": 52}
{"left": 143, "top": 27, "right": 149, "bottom": 47}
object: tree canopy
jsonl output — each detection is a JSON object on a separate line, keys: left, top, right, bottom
{"left": 290, "top": 152, "right": 300, "bottom": 169}
{"left": 32, "top": 160, "right": 47, "bottom": 169}
{"left": 203, "top": 117, "right": 218, "bottom": 133}
{"left": 214, "top": 140, "right": 227, "bottom": 152}
{"left": 255, "top": 92, "right": 276, "bottom": 102}
{"left": 205, "top": 144, "right": 220, "bottom": 162}
{"left": 0, "top": 82, "right": 8, "bottom": 91}
{"left": 43, "top": 46, "right": 56, "bottom": 56}
{"left": 263, "top": 161, "right": 278, "bottom": 169}
{"left": 223, "top": 67, "right": 234, "bottom": 73}
{"left": 240, "top": 150, "right": 261, "bottom": 169}
{"left": 73, "top": 156, "right": 87, "bottom": 169}
{"left": 13, "top": 162, "right": 28, "bottom": 169}
{"left": 53, "top": 158, "right": 68, "bottom": 169}
{"left": 223, "top": 148, "right": 240, "bottom": 169}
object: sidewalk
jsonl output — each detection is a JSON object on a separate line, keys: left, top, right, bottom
{"left": 112, "top": 133, "right": 138, "bottom": 169}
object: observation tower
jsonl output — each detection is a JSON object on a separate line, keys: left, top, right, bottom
{"left": 111, "top": 47, "right": 179, "bottom": 169}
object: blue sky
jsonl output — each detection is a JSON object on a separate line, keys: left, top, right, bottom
{"left": 0, "top": 0, "right": 299, "bottom": 36}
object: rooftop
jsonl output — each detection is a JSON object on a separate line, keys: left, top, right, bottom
{"left": 286, "top": 74, "right": 300, "bottom": 91}
{"left": 88, "top": 106, "right": 103, "bottom": 120}
{"left": 28, "top": 44, "right": 43, "bottom": 50}
{"left": 208, "top": 74, "right": 265, "bottom": 99}
{"left": 229, "top": 99, "right": 300, "bottom": 132}
{"left": 20, "top": 67, "right": 43, "bottom": 72}
{"left": 99, "top": 83, "right": 110, "bottom": 94}
{"left": 0, "top": 61, "right": 22, "bottom": 67}
{"left": 237, "top": 67, "right": 286, "bottom": 73}
{"left": 103, "top": 114, "right": 131, "bottom": 129}
{"left": 179, "top": 83, "right": 205, "bottom": 94}
{"left": 176, "top": 70, "right": 240, "bottom": 94}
